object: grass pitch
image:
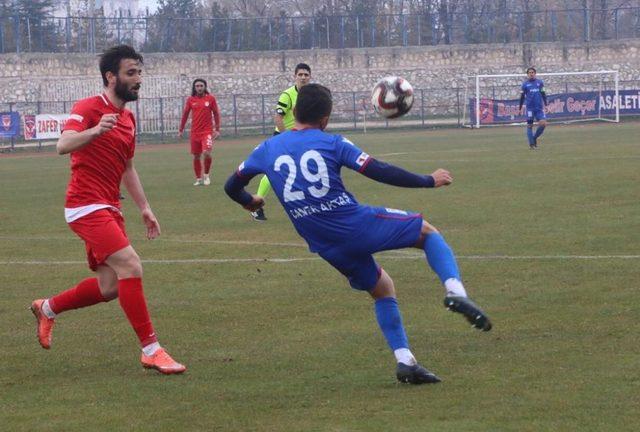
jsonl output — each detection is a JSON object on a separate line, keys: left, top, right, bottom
{"left": 1, "top": 123, "right": 639, "bottom": 431}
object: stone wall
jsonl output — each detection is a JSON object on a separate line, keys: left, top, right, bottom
{"left": 1, "top": 40, "right": 638, "bottom": 134}
{"left": 1, "top": 39, "right": 639, "bottom": 104}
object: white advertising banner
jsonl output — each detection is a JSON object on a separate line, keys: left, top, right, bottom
{"left": 30, "top": 114, "right": 71, "bottom": 140}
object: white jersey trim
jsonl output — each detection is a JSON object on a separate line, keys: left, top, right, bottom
{"left": 64, "top": 204, "right": 119, "bottom": 223}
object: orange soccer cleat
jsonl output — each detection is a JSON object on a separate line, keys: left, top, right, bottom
{"left": 30, "top": 299, "right": 55, "bottom": 349}
{"left": 141, "top": 348, "right": 186, "bottom": 375}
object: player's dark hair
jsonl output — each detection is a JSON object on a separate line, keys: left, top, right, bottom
{"left": 99, "top": 45, "right": 143, "bottom": 87}
{"left": 192, "top": 78, "right": 209, "bottom": 96}
{"left": 295, "top": 63, "right": 311, "bottom": 74}
{"left": 295, "top": 84, "right": 332, "bottom": 125}
{"left": 527, "top": 67, "right": 536, "bottom": 74}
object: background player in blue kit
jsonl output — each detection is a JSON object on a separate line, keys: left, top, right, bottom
{"left": 224, "top": 84, "right": 492, "bottom": 385}
{"left": 519, "top": 67, "right": 548, "bottom": 149}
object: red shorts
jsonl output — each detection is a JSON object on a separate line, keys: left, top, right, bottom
{"left": 190, "top": 132, "right": 217, "bottom": 154}
{"left": 68, "top": 208, "right": 130, "bottom": 271}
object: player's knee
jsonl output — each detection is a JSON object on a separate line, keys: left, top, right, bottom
{"left": 193, "top": 153, "right": 202, "bottom": 160}
{"left": 369, "top": 269, "right": 396, "bottom": 299}
{"left": 414, "top": 220, "right": 439, "bottom": 248}
{"left": 107, "top": 247, "right": 143, "bottom": 278}
{"left": 125, "top": 256, "right": 143, "bottom": 278}
{"left": 421, "top": 220, "right": 439, "bottom": 235}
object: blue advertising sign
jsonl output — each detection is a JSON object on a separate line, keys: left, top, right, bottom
{"left": 0, "top": 112, "right": 20, "bottom": 138}
{"left": 470, "top": 90, "right": 640, "bottom": 124}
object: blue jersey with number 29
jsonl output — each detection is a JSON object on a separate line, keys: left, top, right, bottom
{"left": 237, "top": 129, "right": 373, "bottom": 252}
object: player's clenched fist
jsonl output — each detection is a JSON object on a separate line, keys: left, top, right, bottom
{"left": 431, "top": 169, "right": 452, "bottom": 187}
{"left": 94, "top": 113, "right": 119, "bottom": 135}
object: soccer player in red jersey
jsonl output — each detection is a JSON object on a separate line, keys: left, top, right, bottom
{"left": 29, "top": 45, "right": 186, "bottom": 375}
{"left": 178, "top": 78, "right": 221, "bottom": 186}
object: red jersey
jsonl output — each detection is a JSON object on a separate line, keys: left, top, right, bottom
{"left": 62, "top": 94, "right": 136, "bottom": 209}
{"left": 179, "top": 93, "right": 220, "bottom": 136}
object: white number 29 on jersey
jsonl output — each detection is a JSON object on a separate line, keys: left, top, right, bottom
{"left": 274, "top": 150, "right": 330, "bottom": 202}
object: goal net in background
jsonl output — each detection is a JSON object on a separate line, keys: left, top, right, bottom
{"left": 462, "top": 70, "right": 621, "bottom": 128}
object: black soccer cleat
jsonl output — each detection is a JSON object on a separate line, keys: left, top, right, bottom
{"left": 396, "top": 362, "right": 441, "bottom": 385}
{"left": 444, "top": 296, "right": 492, "bottom": 331}
{"left": 251, "top": 208, "right": 267, "bottom": 221}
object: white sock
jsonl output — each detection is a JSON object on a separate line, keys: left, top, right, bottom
{"left": 444, "top": 278, "right": 467, "bottom": 298}
{"left": 394, "top": 348, "right": 417, "bottom": 366}
{"left": 142, "top": 342, "right": 161, "bottom": 356}
{"left": 42, "top": 299, "right": 56, "bottom": 319}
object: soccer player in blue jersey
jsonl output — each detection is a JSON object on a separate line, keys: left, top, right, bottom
{"left": 519, "top": 67, "right": 548, "bottom": 149}
{"left": 224, "top": 84, "right": 492, "bottom": 385}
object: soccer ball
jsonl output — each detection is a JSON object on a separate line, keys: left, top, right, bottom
{"left": 371, "top": 76, "right": 414, "bottom": 119}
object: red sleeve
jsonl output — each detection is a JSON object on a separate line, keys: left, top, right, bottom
{"left": 63, "top": 99, "right": 95, "bottom": 132}
{"left": 179, "top": 97, "right": 192, "bottom": 133}
{"left": 210, "top": 95, "right": 220, "bottom": 131}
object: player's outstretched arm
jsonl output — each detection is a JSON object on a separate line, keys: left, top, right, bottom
{"left": 122, "top": 159, "right": 160, "bottom": 239}
{"left": 56, "top": 114, "right": 118, "bottom": 155}
{"left": 360, "top": 159, "right": 452, "bottom": 188}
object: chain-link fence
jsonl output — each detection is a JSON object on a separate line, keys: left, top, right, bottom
{"left": 1, "top": 8, "right": 640, "bottom": 53}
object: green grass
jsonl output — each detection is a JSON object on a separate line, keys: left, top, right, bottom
{"left": 1, "top": 123, "right": 639, "bottom": 431}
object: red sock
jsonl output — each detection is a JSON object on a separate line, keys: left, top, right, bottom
{"left": 193, "top": 158, "right": 202, "bottom": 178}
{"left": 204, "top": 156, "right": 212, "bottom": 174}
{"left": 49, "top": 278, "right": 106, "bottom": 314}
{"left": 118, "top": 278, "right": 158, "bottom": 347}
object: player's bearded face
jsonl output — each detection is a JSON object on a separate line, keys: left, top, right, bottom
{"left": 115, "top": 76, "right": 140, "bottom": 102}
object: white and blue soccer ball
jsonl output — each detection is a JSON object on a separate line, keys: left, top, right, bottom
{"left": 371, "top": 76, "right": 414, "bottom": 119}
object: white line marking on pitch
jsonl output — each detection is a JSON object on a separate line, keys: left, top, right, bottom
{"left": 1, "top": 254, "right": 638, "bottom": 266}
{"left": 0, "top": 235, "right": 308, "bottom": 248}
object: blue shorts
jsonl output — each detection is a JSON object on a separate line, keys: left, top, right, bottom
{"left": 526, "top": 108, "right": 546, "bottom": 124}
{"left": 318, "top": 206, "right": 423, "bottom": 291}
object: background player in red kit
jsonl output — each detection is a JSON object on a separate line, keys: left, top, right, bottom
{"left": 29, "top": 45, "right": 186, "bottom": 375}
{"left": 178, "top": 78, "right": 221, "bottom": 186}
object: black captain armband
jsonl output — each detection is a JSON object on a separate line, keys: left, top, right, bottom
{"left": 361, "top": 159, "right": 435, "bottom": 188}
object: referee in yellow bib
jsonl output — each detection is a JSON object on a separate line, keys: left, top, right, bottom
{"left": 251, "top": 63, "right": 311, "bottom": 221}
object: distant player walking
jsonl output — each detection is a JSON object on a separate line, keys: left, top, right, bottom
{"left": 225, "top": 84, "right": 492, "bottom": 384}
{"left": 30, "top": 45, "right": 185, "bottom": 374}
{"left": 251, "top": 63, "right": 311, "bottom": 221}
{"left": 519, "top": 67, "right": 548, "bottom": 149}
{"left": 179, "top": 78, "right": 221, "bottom": 186}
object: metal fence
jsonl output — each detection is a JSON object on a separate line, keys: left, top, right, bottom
{"left": 2, "top": 78, "right": 639, "bottom": 150}
{"left": 0, "top": 88, "right": 462, "bottom": 149}
{"left": 1, "top": 8, "right": 640, "bottom": 53}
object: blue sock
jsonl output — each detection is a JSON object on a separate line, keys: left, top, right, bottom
{"left": 534, "top": 125, "right": 545, "bottom": 139}
{"left": 423, "top": 232, "right": 460, "bottom": 284}
{"left": 526, "top": 127, "right": 534, "bottom": 145}
{"left": 374, "top": 297, "right": 409, "bottom": 351}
